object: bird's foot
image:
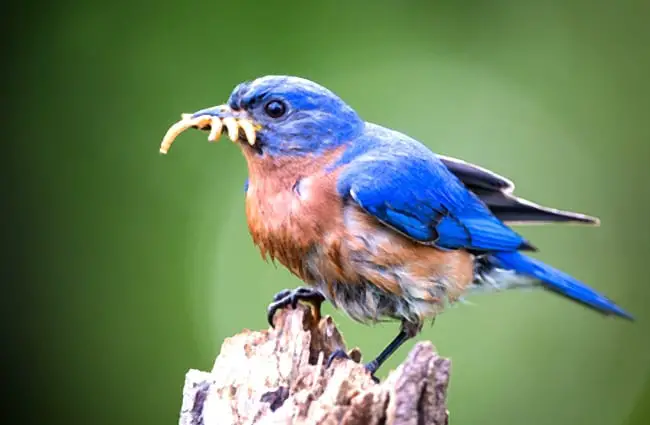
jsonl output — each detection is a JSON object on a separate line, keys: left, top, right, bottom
{"left": 326, "top": 349, "right": 380, "bottom": 383}
{"left": 325, "top": 348, "right": 350, "bottom": 368}
{"left": 267, "top": 287, "right": 326, "bottom": 328}
{"left": 364, "top": 360, "right": 381, "bottom": 383}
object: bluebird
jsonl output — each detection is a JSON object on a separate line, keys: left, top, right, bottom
{"left": 160, "top": 75, "right": 633, "bottom": 378}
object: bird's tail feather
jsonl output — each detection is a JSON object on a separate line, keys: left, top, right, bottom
{"left": 484, "top": 251, "right": 633, "bottom": 320}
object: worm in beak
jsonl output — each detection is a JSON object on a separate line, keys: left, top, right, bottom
{"left": 159, "top": 106, "right": 259, "bottom": 154}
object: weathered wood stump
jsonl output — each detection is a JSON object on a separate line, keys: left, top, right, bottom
{"left": 179, "top": 305, "right": 451, "bottom": 425}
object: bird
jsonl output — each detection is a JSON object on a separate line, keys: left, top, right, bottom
{"left": 159, "top": 75, "right": 633, "bottom": 378}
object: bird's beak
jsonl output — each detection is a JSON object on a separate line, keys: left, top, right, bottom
{"left": 159, "top": 104, "right": 260, "bottom": 154}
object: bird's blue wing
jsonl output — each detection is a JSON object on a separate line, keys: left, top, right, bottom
{"left": 336, "top": 150, "right": 533, "bottom": 252}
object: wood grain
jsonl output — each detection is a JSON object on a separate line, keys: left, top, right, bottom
{"left": 179, "top": 305, "right": 451, "bottom": 425}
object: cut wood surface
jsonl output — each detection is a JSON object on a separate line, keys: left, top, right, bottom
{"left": 179, "top": 304, "right": 451, "bottom": 425}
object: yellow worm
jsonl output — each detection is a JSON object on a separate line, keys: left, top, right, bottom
{"left": 159, "top": 115, "right": 212, "bottom": 154}
{"left": 159, "top": 115, "right": 257, "bottom": 154}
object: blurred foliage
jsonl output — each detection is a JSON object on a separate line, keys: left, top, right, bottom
{"left": 6, "top": 0, "right": 650, "bottom": 424}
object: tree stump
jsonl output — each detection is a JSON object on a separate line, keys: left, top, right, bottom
{"left": 179, "top": 305, "right": 451, "bottom": 425}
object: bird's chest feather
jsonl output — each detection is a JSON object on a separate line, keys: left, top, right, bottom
{"left": 241, "top": 148, "right": 474, "bottom": 325}
{"left": 243, "top": 150, "right": 345, "bottom": 278}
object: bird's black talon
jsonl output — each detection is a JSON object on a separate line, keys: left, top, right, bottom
{"left": 266, "top": 303, "right": 282, "bottom": 328}
{"left": 266, "top": 287, "right": 326, "bottom": 328}
{"left": 267, "top": 288, "right": 298, "bottom": 327}
{"left": 272, "top": 289, "right": 292, "bottom": 302}
{"left": 326, "top": 348, "right": 350, "bottom": 368}
{"left": 364, "top": 361, "right": 381, "bottom": 383}
{"left": 364, "top": 360, "right": 379, "bottom": 375}
{"left": 267, "top": 297, "right": 293, "bottom": 328}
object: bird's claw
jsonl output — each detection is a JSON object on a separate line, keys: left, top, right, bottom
{"left": 267, "top": 287, "right": 326, "bottom": 328}
{"left": 326, "top": 348, "right": 380, "bottom": 383}
{"left": 364, "top": 360, "right": 381, "bottom": 383}
{"left": 271, "top": 289, "right": 292, "bottom": 303}
{"left": 325, "top": 348, "right": 350, "bottom": 368}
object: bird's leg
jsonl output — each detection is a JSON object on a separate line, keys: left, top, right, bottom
{"left": 364, "top": 329, "right": 412, "bottom": 375}
{"left": 366, "top": 320, "right": 423, "bottom": 378}
{"left": 327, "top": 319, "right": 423, "bottom": 382}
{"left": 267, "top": 287, "right": 326, "bottom": 328}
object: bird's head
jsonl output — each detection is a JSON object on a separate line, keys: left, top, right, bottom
{"left": 160, "top": 76, "right": 364, "bottom": 156}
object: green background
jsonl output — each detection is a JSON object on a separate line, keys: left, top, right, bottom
{"left": 8, "top": 0, "right": 650, "bottom": 424}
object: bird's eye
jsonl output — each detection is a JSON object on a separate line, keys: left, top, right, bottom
{"left": 264, "top": 100, "right": 287, "bottom": 118}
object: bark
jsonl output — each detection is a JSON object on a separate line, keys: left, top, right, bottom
{"left": 179, "top": 305, "right": 450, "bottom": 425}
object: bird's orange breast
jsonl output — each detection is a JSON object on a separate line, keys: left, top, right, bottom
{"left": 242, "top": 148, "right": 346, "bottom": 279}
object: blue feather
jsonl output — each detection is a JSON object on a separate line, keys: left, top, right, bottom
{"left": 436, "top": 215, "right": 528, "bottom": 251}
{"left": 490, "top": 251, "right": 633, "bottom": 320}
{"left": 337, "top": 123, "right": 530, "bottom": 252}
